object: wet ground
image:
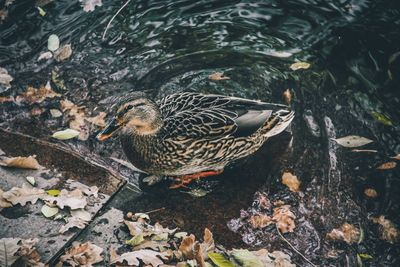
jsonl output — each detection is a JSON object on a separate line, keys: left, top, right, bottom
{"left": 1, "top": 0, "right": 400, "bottom": 266}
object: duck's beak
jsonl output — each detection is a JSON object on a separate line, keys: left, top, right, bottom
{"left": 96, "top": 118, "right": 122, "bottom": 141}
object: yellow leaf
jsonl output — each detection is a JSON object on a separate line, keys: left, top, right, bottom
{"left": 290, "top": 62, "right": 310, "bottom": 70}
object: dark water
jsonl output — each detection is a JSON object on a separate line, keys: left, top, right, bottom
{"left": 1, "top": 0, "right": 400, "bottom": 266}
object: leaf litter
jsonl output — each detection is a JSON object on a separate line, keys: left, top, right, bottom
{"left": 0, "top": 238, "right": 45, "bottom": 267}
{"left": 326, "top": 223, "right": 361, "bottom": 244}
{"left": 0, "top": 155, "right": 43, "bottom": 169}
{"left": 57, "top": 241, "right": 103, "bottom": 266}
{"left": 281, "top": 171, "right": 301, "bottom": 192}
{"left": 371, "top": 216, "right": 399, "bottom": 244}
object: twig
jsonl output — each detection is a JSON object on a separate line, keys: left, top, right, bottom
{"left": 102, "top": 0, "right": 132, "bottom": 41}
{"left": 275, "top": 225, "right": 317, "bottom": 267}
{"left": 143, "top": 207, "right": 165, "bottom": 214}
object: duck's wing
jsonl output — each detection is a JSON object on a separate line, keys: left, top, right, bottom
{"left": 157, "top": 92, "right": 292, "bottom": 140}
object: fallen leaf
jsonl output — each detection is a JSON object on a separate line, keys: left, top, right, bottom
{"left": 272, "top": 205, "right": 296, "bottom": 233}
{"left": 60, "top": 99, "right": 90, "bottom": 140}
{"left": 2, "top": 187, "right": 47, "bottom": 206}
{"left": 358, "top": 253, "right": 373, "bottom": 260}
{"left": 25, "top": 176, "right": 36, "bottom": 186}
{"left": 371, "top": 112, "right": 393, "bottom": 126}
{"left": 391, "top": 154, "right": 400, "bottom": 160}
{"left": 290, "top": 62, "right": 310, "bottom": 70}
{"left": 52, "top": 129, "right": 80, "bottom": 140}
{"left": 37, "top": 6, "right": 46, "bottom": 16}
{"left": 376, "top": 161, "right": 397, "bottom": 170}
{"left": 208, "top": 72, "right": 230, "bottom": 81}
{"left": 333, "top": 135, "right": 373, "bottom": 148}
{"left": 110, "top": 249, "right": 167, "bottom": 267}
{"left": 59, "top": 241, "right": 103, "bottom": 266}
{"left": 282, "top": 89, "right": 292, "bottom": 105}
{"left": 46, "top": 189, "right": 61, "bottom": 196}
{"left": 134, "top": 240, "right": 170, "bottom": 252}
{"left": 269, "top": 250, "right": 296, "bottom": 267}
{"left": 326, "top": 223, "right": 360, "bottom": 244}
{"left": 50, "top": 108, "right": 63, "bottom": 118}
{"left": 248, "top": 214, "right": 273, "bottom": 229}
{"left": 281, "top": 172, "right": 300, "bottom": 192}
{"left": 70, "top": 209, "right": 91, "bottom": 221}
{"left": 45, "top": 189, "right": 87, "bottom": 209}
{"left": 48, "top": 34, "right": 60, "bottom": 51}
{"left": 86, "top": 112, "right": 107, "bottom": 127}
{"left": 51, "top": 70, "right": 66, "bottom": 90}
{"left": 182, "top": 188, "right": 210, "bottom": 198}
{"left": 126, "top": 234, "right": 145, "bottom": 247}
{"left": 16, "top": 85, "right": 60, "bottom": 103}
{"left": 174, "top": 232, "right": 188, "bottom": 239}
{"left": 59, "top": 217, "right": 88, "bottom": 234}
{"left": 371, "top": 216, "right": 399, "bottom": 244}
{"left": 231, "top": 249, "right": 263, "bottom": 267}
{"left": 208, "top": 252, "right": 235, "bottom": 267}
{"left": 18, "top": 238, "right": 44, "bottom": 267}
{"left": 0, "top": 155, "right": 42, "bottom": 169}
{"left": 0, "top": 67, "right": 13, "bottom": 88}
{"left": 79, "top": 0, "right": 103, "bottom": 12}
{"left": 179, "top": 234, "right": 196, "bottom": 259}
{"left": 38, "top": 51, "right": 53, "bottom": 61}
{"left": 0, "top": 238, "right": 21, "bottom": 266}
{"left": 364, "top": 188, "right": 378, "bottom": 198}
{"left": 54, "top": 44, "right": 72, "bottom": 61}
{"left": 0, "top": 188, "right": 13, "bottom": 209}
{"left": 41, "top": 204, "right": 59, "bottom": 218}
{"left": 66, "top": 179, "right": 98, "bottom": 197}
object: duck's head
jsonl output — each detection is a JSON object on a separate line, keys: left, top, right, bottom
{"left": 96, "top": 97, "right": 163, "bottom": 141}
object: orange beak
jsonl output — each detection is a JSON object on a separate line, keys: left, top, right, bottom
{"left": 96, "top": 118, "right": 121, "bottom": 141}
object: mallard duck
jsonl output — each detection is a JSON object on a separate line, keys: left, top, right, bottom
{"left": 97, "top": 92, "right": 294, "bottom": 187}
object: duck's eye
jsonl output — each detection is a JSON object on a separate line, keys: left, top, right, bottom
{"left": 125, "top": 105, "right": 134, "bottom": 111}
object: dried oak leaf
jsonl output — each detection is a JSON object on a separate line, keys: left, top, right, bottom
{"left": 0, "top": 155, "right": 42, "bottom": 169}
{"left": 179, "top": 234, "right": 196, "bottom": 259}
{"left": 59, "top": 217, "right": 88, "bottom": 234}
{"left": 18, "top": 238, "right": 45, "bottom": 267}
{"left": 249, "top": 214, "right": 274, "bottom": 229}
{"left": 364, "top": 188, "right": 378, "bottom": 198}
{"left": 86, "top": 111, "right": 107, "bottom": 127}
{"left": 208, "top": 72, "right": 230, "bottom": 81}
{"left": 0, "top": 238, "right": 21, "bottom": 266}
{"left": 134, "top": 240, "right": 170, "bottom": 252}
{"left": 59, "top": 241, "right": 103, "bottom": 267}
{"left": 2, "top": 187, "right": 47, "bottom": 206}
{"left": 16, "top": 85, "right": 60, "bottom": 103}
{"left": 281, "top": 172, "right": 301, "bottom": 192}
{"left": 66, "top": 179, "right": 99, "bottom": 198}
{"left": 272, "top": 205, "right": 296, "bottom": 233}
{"left": 376, "top": 161, "right": 397, "bottom": 170}
{"left": 178, "top": 228, "right": 214, "bottom": 266}
{"left": 45, "top": 189, "right": 87, "bottom": 210}
{"left": 0, "top": 188, "right": 13, "bottom": 209}
{"left": 371, "top": 216, "right": 399, "bottom": 244}
{"left": 54, "top": 44, "right": 72, "bottom": 61}
{"left": 110, "top": 248, "right": 167, "bottom": 267}
{"left": 326, "top": 223, "right": 360, "bottom": 244}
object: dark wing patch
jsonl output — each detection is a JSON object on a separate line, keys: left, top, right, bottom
{"left": 157, "top": 92, "right": 289, "bottom": 140}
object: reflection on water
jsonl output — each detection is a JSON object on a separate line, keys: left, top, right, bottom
{"left": 1, "top": 0, "right": 399, "bottom": 266}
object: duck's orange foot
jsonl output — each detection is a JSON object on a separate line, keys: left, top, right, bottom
{"left": 169, "top": 169, "right": 224, "bottom": 189}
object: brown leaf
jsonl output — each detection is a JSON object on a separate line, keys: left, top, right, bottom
{"left": 371, "top": 216, "right": 399, "bottom": 244}
{"left": 110, "top": 249, "right": 167, "bottom": 267}
{"left": 16, "top": 85, "right": 60, "bottom": 104}
{"left": 255, "top": 192, "right": 271, "bottom": 210}
{"left": 391, "top": 154, "right": 400, "bottom": 160}
{"left": 283, "top": 89, "right": 292, "bottom": 105}
{"left": 18, "top": 238, "right": 45, "bottom": 267}
{"left": 376, "top": 161, "right": 397, "bottom": 170}
{"left": 281, "top": 172, "right": 301, "bottom": 192}
{"left": 45, "top": 189, "right": 87, "bottom": 210}
{"left": 272, "top": 205, "right": 296, "bottom": 233}
{"left": 134, "top": 240, "right": 170, "bottom": 252}
{"left": 326, "top": 223, "right": 360, "bottom": 244}
{"left": 59, "top": 217, "right": 88, "bottom": 234}
{"left": 0, "top": 155, "right": 42, "bottom": 169}
{"left": 178, "top": 234, "right": 196, "bottom": 259}
{"left": 0, "top": 188, "right": 12, "bottom": 209}
{"left": 2, "top": 187, "right": 47, "bottom": 206}
{"left": 249, "top": 214, "right": 273, "bottom": 229}
{"left": 364, "top": 188, "right": 378, "bottom": 198}
{"left": 59, "top": 241, "right": 103, "bottom": 266}
{"left": 66, "top": 179, "right": 99, "bottom": 197}
{"left": 54, "top": 44, "right": 72, "bottom": 61}
{"left": 86, "top": 112, "right": 107, "bottom": 127}
{"left": 208, "top": 72, "right": 230, "bottom": 81}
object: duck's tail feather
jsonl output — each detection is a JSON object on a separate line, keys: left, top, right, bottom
{"left": 259, "top": 109, "right": 295, "bottom": 138}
